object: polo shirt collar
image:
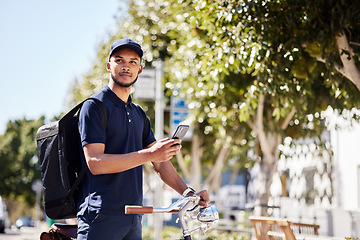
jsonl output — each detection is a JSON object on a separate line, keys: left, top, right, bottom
{"left": 103, "top": 85, "right": 133, "bottom": 107}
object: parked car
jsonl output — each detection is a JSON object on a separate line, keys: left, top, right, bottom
{"left": 0, "top": 196, "right": 8, "bottom": 233}
{"left": 15, "top": 216, "right": 34, "bottom": 229}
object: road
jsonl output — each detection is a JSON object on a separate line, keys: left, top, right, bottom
{"left": 0, "top": 223, "right": 49, "bottom": 240}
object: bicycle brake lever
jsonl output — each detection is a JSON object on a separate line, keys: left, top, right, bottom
{"left": 187, "top": 205, "right": 200, "bottom": 212}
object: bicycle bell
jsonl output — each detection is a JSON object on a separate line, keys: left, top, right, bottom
{"left": 197, "top": 205, "right": 219, "bottom": 223}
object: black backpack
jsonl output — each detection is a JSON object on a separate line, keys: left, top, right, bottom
{"left": 36, "top": 98, "right": 107, "bottom": 219}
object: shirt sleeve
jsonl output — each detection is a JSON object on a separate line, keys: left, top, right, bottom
{"left": 78, "top": 99, "right": 106, "bottom": 147}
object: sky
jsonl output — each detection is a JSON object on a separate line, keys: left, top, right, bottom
{"left": 0, "top": 0, "right": 123, "bottom": 134}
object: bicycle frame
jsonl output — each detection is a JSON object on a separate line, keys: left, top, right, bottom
{"left": 125, "top": 195, "right": 219, "bottom": 240}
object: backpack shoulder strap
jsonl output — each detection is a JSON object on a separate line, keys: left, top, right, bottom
{"left": 58, "top": 97, "right": 107, "bottom": 129}
{"left": 65, "top": 97, "right": 107, "bottom": 200}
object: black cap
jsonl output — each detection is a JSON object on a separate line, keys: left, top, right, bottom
{"left": 108, "top": 38, "right": 143, "bottom": 61}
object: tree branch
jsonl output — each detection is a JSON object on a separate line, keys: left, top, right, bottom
{"left": 349, "top": 41, "right": 360, "bottom": 47}
{"left": 190, "top": 130, "right": 203, "bottom": 190}
{"left": 313, "top": 33, "right": 360, "bottom": 91}
{"left": 256, "top": 93, "right": 265, "bottom": 135}
{"left": 204, "top": 143, "right": 230, "bottom": 190}
{"left": 281, "top": 106, "right": 296, "bottom": 130}
{"left": 175, "top": 151, "right": 190, "bottom": 180}
{"left": 255, "top": 93, "right": 273, "bottom": 158}
{"left": 316, "top": 55, "right": 354, "bottom": 82}
{"left": 336, "top": 33, "right": 360, "bottom": 91}
{"left": 246, "top": 118, "right": 256, "bottom": 131}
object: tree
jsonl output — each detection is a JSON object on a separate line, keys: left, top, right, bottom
{"left": 0, "top": 117, "right": 44, "bottom": 206}
{"left": 166, "top": 0, "right": 360, "bottom": 214}
{"left": 68, "top": 0, "right": 254, "bottom": 193}
{"left": 68, "top": 0, "right": 360, "bottom": 215}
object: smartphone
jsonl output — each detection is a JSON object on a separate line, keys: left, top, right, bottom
{"left": 171, "top": 125, "right": 189, "bottom": 145}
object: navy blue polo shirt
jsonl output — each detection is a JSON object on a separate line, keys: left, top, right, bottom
{"left": 77, "top": 85, "right": 156, "bottom": 216}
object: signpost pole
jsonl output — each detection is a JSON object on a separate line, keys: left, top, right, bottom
{"left": 154, "top": 59, "right": 164, "bottom": 240}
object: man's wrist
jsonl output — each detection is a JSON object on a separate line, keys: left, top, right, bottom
{"left": 182, "top": 187, "right": 196, "bottom": 197}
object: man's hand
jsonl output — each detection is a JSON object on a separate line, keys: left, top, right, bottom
{"left": 148, "top": 138, "right": 181, "bottom": 163}
{"left": 195, "top": 190, "right": 210, "bottom": 207}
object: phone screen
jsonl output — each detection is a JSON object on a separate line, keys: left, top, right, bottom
{"left": 171, "top": 125, "right": 189, "bottom": 145}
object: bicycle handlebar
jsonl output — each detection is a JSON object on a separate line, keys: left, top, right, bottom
{"left": 125, "top": 206, "right": 154, "bottom": 214}
{"left": 125, "top": 205, "right": 180, "bottom": 214}
{"left": 125, "top": 195, "right": 218, "bottom": 239}
{"left": 126, "top": 195, "right": 200, "bottom": 215}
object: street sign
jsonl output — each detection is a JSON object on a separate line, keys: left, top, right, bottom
{"left": 172, "top": 95, "right": 187, "bottom": 108}
{"left": 171, "top": 109, "right": 189, "bottom": 128}
{"left": 170, "top": 95, "right": 192, "bottom": 140}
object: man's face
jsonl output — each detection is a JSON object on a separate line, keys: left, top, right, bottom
{"left": 107, "top": 48, "right": 143, "bottom": 88}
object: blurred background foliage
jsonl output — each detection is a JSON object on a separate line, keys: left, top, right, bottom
{"left": 1, "top": 0, "right": 360, "bottom": 224}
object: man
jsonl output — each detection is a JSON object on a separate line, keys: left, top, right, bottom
{"left": 77, "top": 38, "right": 210, "bottom": 240}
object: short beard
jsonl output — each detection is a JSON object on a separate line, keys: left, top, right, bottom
{"left": 111, "top": 73, "right": 138, "bottom": 88}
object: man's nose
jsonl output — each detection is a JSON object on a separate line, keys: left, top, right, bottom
{"left": 121, "top": 62, "right": 130, "bottom": 70}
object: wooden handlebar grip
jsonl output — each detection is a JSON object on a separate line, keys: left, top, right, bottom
{"left": 125, "top": 206, "right": 154, "bottom": 214}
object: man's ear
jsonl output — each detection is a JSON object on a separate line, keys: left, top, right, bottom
{"left": 106, "top": 62, "right": 111, "bottom": 72}
{"left": 138, "top": 65, "right": 143, "bottom": 74}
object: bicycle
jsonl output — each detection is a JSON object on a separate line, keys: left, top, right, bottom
{"left": 125, "top": 195, "right": 219, "bottom": 240}
{"left": 40, "top": 195, "right": 218, "bottom": 240}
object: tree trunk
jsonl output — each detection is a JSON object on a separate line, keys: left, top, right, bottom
{"left": 204, "top": 144, "right": 231, "bottom": 193}
{"left": 175, "top": 122, "right": 230, "bottom": 193}
{"left": 174, "top": 123, "right": 203, "bottom": 189}
{"left": 190, "top": 127, "right": 202, "bottom": 190}
{"left": 336, "top": 33, "right": 360, "bottom": 91}
{"left": 248, "top": 94, "right": 296, "bottom": 215}
{"left": 175, "top": 150, "right": 190, "bottom": 181}
{"left": 255, "top": 134, "right": 281, "bottom": 216}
